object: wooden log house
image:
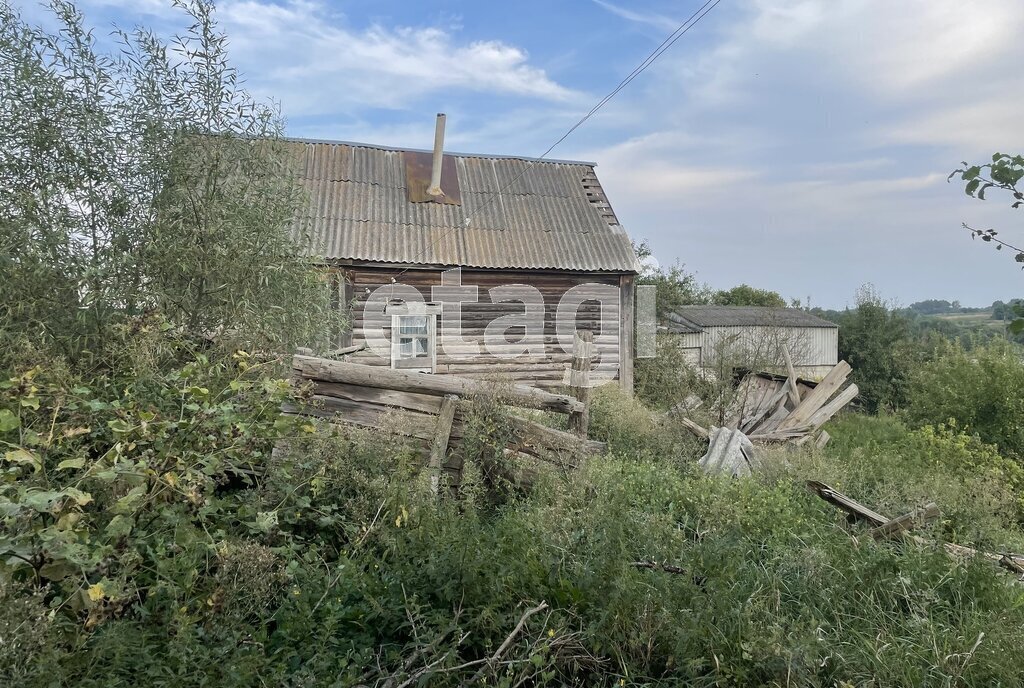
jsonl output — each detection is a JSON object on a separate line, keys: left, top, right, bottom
{"left": 288, "top": 116, "right": 640, "bottom": 391}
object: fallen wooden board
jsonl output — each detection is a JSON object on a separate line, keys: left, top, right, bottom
{"left": 808, "top": 481, "right": 1024, "bottom": 581}
{"left": 805, "top": 480, "right": 889, "bottom": 526}
{"left": 776, "top": 361, "right": 852, "bottom": 432}
{"left": 283, "top": 395, "right": 603, "bottom": 464}
{"left": 871, "top": 503, "right": 940, "bottom": 540}
{"left": 804, "top": 384, "right": 859, "bottom": 432}
{"left": 292, "top": 355, "right": 583, "bottom": 414}
{"left": 782, "top": 344, "right": 801, "bottom": 406}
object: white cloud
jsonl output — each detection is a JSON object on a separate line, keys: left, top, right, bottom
{"left": 884, "top": 98, "right": 1024, "bottom": 153}
{"left": 213, "top": 0, "right": 577, "bottom": 116}
{"left": 591, "top": 0, "right": 681, "bottom": 33}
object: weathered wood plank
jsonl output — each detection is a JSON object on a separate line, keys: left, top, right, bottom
{"left": 806, "top": 480, "right": 889, "bottom": 526}
{"left": 777, "top": 361, "right": 852, "bottom": 431}
{"left": 312, "top": 381, "right": 444, "bottom": 414}
{"left": 293, "top": 355, "right": 583, "bottom": 414}
{"left": 429, "top": 395, "right": 458, "bottom": 494}
{"left": 870, "top": 503, "right": 940, "bottom": 540}
{"left": 804, "top": 383, "right": 858, "bottom": 432}
{"left": 782, "top": 344, "right": 801, "bottom": 406}
{"left": 568, "top": 330, "right": 593, "bottom": 437}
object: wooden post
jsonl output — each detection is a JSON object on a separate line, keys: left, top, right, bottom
{"left": 568, "top": 330, "right": 593, "bottom": 437}
{"left": 619, "top": 274, "right": 635, "bottom": 395}
{"left": 781, "top": 344, "right": 801, "bottom": 406}
{"left": 429, "top": 395, "right": 458, "bottom": 494}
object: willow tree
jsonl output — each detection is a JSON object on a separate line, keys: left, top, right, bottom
{"left": 0, "top": 0, "right": 336, "bottom": 363}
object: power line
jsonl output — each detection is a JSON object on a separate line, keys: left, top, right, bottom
{"left": 390, "top": 0, "right": 724, "bottom": 283}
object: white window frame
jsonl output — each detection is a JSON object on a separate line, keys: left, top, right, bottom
{"left": 386, "top": 301, "right": 442, "bottom": 373}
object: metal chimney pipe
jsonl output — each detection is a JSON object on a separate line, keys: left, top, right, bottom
{"left": 427, "top": 113, "right": 446, "bottom": 197}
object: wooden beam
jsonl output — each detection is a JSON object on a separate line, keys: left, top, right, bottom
{"left": 871, "top": 503, "right": 940, "bottom": 540}
{"left": 619, "top": 274, "right": 635, "bottom": 395}
{"left": 805, "top": 480, "right": 889, "bottom": 526}
{"left": 292, "top": 355, "right": 583, "bottom": 414}
{"left": 429, "top": 395, "right": 458, "bottom": 494}
{"left": 568, "top": 330, "right": 593, "bottom": 437}
{"left": 776, "top": 361, "right": 852, "bottom": 432}
{"left": 675, "top": 416, "right": 710, "bottom": 440}
{"left": 804, "top": 384, "right": 859, "bottom": 432}
{"left": 781, "top": 344, "right": 801, "bottom": 406}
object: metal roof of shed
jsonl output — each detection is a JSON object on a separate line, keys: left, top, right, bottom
{"left": 668, "top": 306, "right": 838, "bottom": 330}
{"left": 288, "top": 138, "right": 639, "bottom": 273}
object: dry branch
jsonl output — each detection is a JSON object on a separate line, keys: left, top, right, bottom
{"left": 465, "top": 601, "right": 549, "bottom": 685}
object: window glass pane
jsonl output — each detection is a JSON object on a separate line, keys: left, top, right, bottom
{"left": 415, "top": 338, "right": 429, "bottom": 355}
{"left": 399, "top": 316, "right": 428, "bottom": 335}
{"left": 399, "top": 337, "right": 413, "bottom": 356}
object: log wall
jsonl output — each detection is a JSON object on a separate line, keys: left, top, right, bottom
{"left": 332, "top": 264, "right": 634, "bottom": 391}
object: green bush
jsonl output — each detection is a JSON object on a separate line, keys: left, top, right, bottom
{"left": 905, "top": 339, "right": 1024, "bottom": 458}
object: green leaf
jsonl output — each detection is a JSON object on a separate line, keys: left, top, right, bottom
{"left": 0, "top": 409, "right": 18, "bottom": 432}
{"left": 107, "top": 419, "right": 131, "bottom": 434}
{"left": 62, "top": 488, "right": 93, "bottom": 506}
{"left": 255, "top": 510, "right": 279, "bottom": 533}
{"left": 965, "top": 179, "right": 980, "bottom": 196}
{"left": 4, "top": 449, "right": 41, "bottom": 472}
{"left": 39, "top": 560, "right": 76, "bottom": 581}
{"left": 962, "top": 166, "right": 981, "bottom": 181}
{"left": 105, "top": 514, "right": 134, "bottom": 538}
{"left": 57, "top": 457, "right": 86, "bottom": 471}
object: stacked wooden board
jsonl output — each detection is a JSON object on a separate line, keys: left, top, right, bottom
{"left": 285, "top": 355, "right": 603, "bottom": 493}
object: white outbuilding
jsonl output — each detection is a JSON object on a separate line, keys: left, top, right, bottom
{"left": 665, "top": 306, "right": 839, "bottom": 380}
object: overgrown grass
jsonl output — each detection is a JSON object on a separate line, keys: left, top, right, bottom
{"left": 5, "top": 353, "right": 1024, "bottom": 686}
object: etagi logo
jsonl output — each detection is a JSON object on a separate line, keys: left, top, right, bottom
{"left": 360, "top": 268, "right": 658, "bottom": 384}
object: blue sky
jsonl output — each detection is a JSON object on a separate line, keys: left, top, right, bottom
{"left": 21, "top": 0, "right": 1024, "bottom": 308}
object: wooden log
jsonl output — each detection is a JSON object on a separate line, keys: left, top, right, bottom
{"left": 285, "top": 396, "right": 602, "bottom": 464}
{"left": 325, "top": 342, "right": 367, "bottom": 358}
{"left": 312, "top": 381, "right": 443, "bottom": 414}
{"left": 568, "top": 330, "right": 593, "bottom": 437}
{"left": 814, "top": 430, "right": 831, "bottom": 449}
{"left": 675, "top": 416, "right": 710, "bottom": 440}
{"left": 429, "top": 395, "right": 458, "bottom": 494}
{"left": 870, "top": 503, "right": 940, "bottom": 540}
{"left": 776, "top": 361, "right": 852, "bottom": 432}
{"left": 292, "top": 355, "right": 583, "bottom": 414}
{"left": 501, "top": 413, "right": 603, "bottom": 464}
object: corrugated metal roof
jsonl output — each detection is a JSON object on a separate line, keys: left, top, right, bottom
{"left": 669, "top": 306, "right": 838, "bottom": 329}
{"left": 288, "top": 139, "right": 639, "bottom": 273}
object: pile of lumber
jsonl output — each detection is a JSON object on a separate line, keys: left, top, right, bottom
{"left": 285, "top": 355, "right": 602, "bottom": 493}
{"left": 677, "top": 358, "right": 859, "bottom": 448}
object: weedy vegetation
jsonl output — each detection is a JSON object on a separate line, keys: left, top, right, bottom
{"left": 3, "top": 2, "right": 1024, "bottom": 687}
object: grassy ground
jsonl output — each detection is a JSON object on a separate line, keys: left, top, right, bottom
{"left": 5, "top": 369, "right": 1024, "bottom": 687}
